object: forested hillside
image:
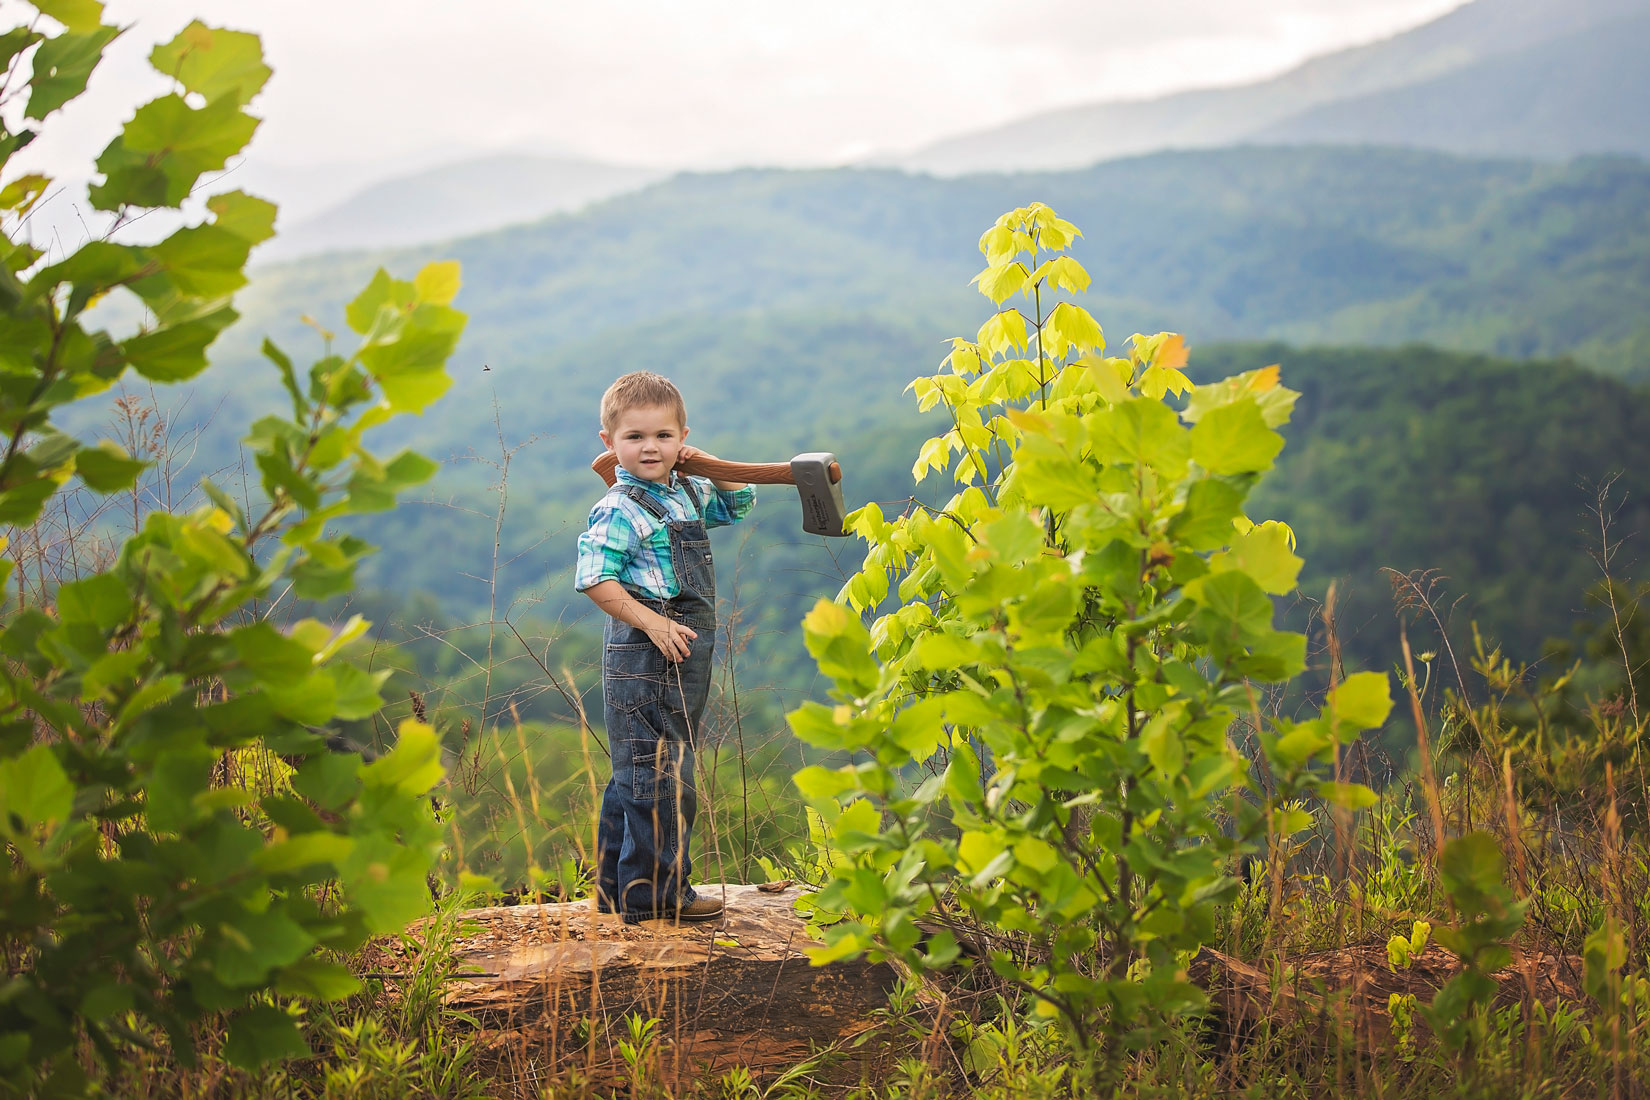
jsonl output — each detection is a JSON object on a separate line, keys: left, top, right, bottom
{"left": 79, "top": 146, "right": 1648, "bottom": 707}
{"left": 220, "top": 147, "right": 1650, "bottom": 392}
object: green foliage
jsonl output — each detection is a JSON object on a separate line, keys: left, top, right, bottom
{"left": 1423, "top": 832, "right": 1528, "bottom": 1055}
{"left": 171, "top": 152, "right": 1650, "bottom": 705}
{"left": 1214, "top": 343, "right": 1650, "bottom": 670}
{"left": 0, "top": 8, "right": 463, "bottom": 1090}
{"left": 787, "top": 204, "right": 1388, "bottom": 1071}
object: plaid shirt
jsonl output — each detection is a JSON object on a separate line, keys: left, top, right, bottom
{"left": 574, "top": 468, "right": 755, "bottom": 598}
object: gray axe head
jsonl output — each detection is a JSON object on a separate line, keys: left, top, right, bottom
{"left": 789, "top": 452, "right": 846, "bottom": 538}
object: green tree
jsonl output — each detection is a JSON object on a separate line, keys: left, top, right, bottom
{"left": 790, "top": 203, "right": 1389, "bottom": 1078}
{"left": 0, "top": 6, "right": 460, "bottom": 1092}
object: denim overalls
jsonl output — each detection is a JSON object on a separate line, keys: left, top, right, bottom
{"left": 594, "top": 477, "right": 716, "bottom": 921}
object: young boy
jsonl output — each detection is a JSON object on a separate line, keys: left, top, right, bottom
{"left": 575, "top": 371, "right": 754, "bottom": 923}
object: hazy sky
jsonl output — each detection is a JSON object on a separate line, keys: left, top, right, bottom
{"left": 18, "top": 0, "right": 1467, "bottom": 180}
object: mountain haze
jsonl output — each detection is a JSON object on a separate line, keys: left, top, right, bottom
{"left": 897, "top": 0, "right": 1647, "bottom": 174}
{"left": 227, "top": 147, "right": 1650, "bottom": 391}
{"left": 258, "top": 154, "right": 665, "bottom": 261}
{"left": 1256, "top": 13, "right": 1650, "bottom": 158}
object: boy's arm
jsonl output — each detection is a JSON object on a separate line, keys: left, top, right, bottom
{"left": 676, "top": 446, "right": 755, "bottom": 528}
{"left": 582, "top": 580, "right": 697, "bottom": 663}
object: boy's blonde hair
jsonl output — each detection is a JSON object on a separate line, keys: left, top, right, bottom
{"left": 600, "top": 371, "right": 687, "bottom": 434}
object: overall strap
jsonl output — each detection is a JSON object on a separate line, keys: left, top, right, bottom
{"left": 618, "top": 483, "right": 671, "bottom": 522}
{"left": 678, "top": 475, "right": 704, "bottom": 520}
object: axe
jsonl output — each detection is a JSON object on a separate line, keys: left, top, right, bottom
{"left": 590, "top": 451, "right": 848, "bottom": 537}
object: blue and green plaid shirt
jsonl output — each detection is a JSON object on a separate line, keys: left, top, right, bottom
{"left": 575, "top": 469, "right": 755, "bottom": 599}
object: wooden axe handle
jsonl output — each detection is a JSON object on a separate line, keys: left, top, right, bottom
{"left": 591, "top": 452, "right": 842, "bottom": 487}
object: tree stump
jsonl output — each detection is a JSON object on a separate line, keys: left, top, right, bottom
{"left": 437, "top": 882, "right": 901, "bottom": 1082}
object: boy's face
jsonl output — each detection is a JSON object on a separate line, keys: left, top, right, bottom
{"left": 600, "top": 404, "right": 688, "bottom": 484}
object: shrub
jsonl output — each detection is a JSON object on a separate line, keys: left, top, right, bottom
{"left": 789, "top": 203, "right": 1388, "bottom": 1079}
{"left": 0, "top": 6, "right": 460, "bottom": 1092}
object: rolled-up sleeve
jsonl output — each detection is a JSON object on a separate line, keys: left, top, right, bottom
{"left": 695, "top": 477, "right": 755, "bottom": 530}
{"left": 575, "top": 499, "right": 646, "bottom": 591}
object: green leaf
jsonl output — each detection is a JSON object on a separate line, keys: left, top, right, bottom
{"left": 972, "top": 261, "right": 1028, "bottom": 305}
{"left": 413, "top": 260, "right": 461, "bottom": 305}
{"left": 975, "top": 309, "right": 1026, "bottom": 356}
{"left": 1210, "top": 521, "right": 1302, "bottom": 595}
{"left": 0, "top": 478, "right": 61, "bottom": 527}
{"left": 956, "top": 829, "right": 1008, "bottom": 879}
{"left": 148, "top": 224, "right": 252, "bottom": 297}
{"left": 912, "top": 631, "right": 980, "bottom": 671}
{"left": 231, "top": 622, "right": 315, "bottom": 688}
{"left": 26, "top": 24, "right": 121, "bottom": 121}
{"left": 1032, "top": 255, "right": 1090, "bottom": 293}
{"left": 262, "top": 338, "right": 307, "bottom": 419}
{"left": 74, "top": 440, "right": 146, "bottom": 492}
{"left": 1041, "top": 301, "right": 1103, "bottom": 358}
{"left": 1141, "top": 716, "right": 1185, "bottom": 777}
{"left": 34, "top": 0, "right": 106, "bottom": 33}
{"left": 1327, "top": 672, "right": 1393, "bottom": 732}
{"left": 1185, "top": 569, "right": 1273, "bottom": 633}
{"left": 344, "top": 268, "right": 406, "bottom": 335}
{"left": 340, "top": 838, "right": 439, "bottom": 934}
{"left": 1182, "top": 365, "right": 1298, "bottom": 428}
{"left": 1318, "top": 781, "right": 1379, "bottom": 810}
{"left": 793, "top": 764, "right": 858, "bottom": 806}
{"left": 121, "top": 305, "right": 238, "bottom": 381}
{"left": 149, "top": 22, "right": 271, "bottom": 108}
{"left": 376, "top": 369, "right": 452, "bottom": 415}
{"left": 293, "top": 752, "right": 361, "bottom": 812}
{"left": 1189, "top": 398, "right": 1283, "bottom": 475}
{"left": 1168, "top": 479, "right": 1245, "bottom": 551}
{"left": 1091, "top": 397, "right": 1187, "bottom": 472}
{"left": 214, "top": 907, "right": 315, "bottom": 987}
{"left": 0, "top": 173, "right": 50, "bottom": 215}
{"left": 382, "top": 450, "right": 439, "bottom": 488}
{"left": 223, "top": 1005, "right": 308, "bottom": 1069}
{"left": 208, "top": 191, "right": 277, "bottom": 246}
{"left": 55, "top": 571, "right": 131, "bottom": 630}
{"left": 801, "top": 600, "right": 880, "bottom": 696}
{"left": 91, "top": 94, "right": 259, "bottom": 211}
{"left": 275, "top": 958, "right": 362, "bottom": 1002}
{"left": 0, "top": 27, "right": 42, "bottom": 75}
{"left": 361, "top": 720, "right": 443, "bottom": 796}
{"left": 1268, "top": 721, "right": 1331, "bottom": 770}
{"left": 1437, "top": 831, "right": 1506, "bottom": 900}
{"left": 1583, "top": 919, "right": 1627, "bottom": 1002}
{"left": 253, "top": 829, "right": 354, "bottom": 876}
{"left": 0, "top": 743, "right": 73, "bottom": 829}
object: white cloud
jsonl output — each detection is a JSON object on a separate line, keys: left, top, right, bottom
{"left": 12, "top": 0, "right": 1468, "bottom": 180}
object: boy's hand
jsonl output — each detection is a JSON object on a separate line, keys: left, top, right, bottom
{"left": 675, "top": 444, "right": 747, "bottom": 491}
{"left": 644, "top": 610, "right": 697, "bottom": 663}
{"left": 675, "top": 443, "right": 710, "bottom": 465}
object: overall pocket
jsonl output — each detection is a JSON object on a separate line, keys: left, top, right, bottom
{"left": 623, "top": 709, "right": 688, "bottom": 804}
{"left": 676, "top": 537, "right": 714, "bottom": 599}
{"left": 604, "top": 642, "right": 665, "bottom": 712}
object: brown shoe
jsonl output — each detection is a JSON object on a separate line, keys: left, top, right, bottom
{"left": 645, "top": 895, "right": 724, "bottom": 923}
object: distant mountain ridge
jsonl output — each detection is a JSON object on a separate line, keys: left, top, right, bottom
{"left": 258, "top": 154, "right": 665, "bottom": 261}
{"left": 897, "top": 0, "right": 1648, "bottom": 174}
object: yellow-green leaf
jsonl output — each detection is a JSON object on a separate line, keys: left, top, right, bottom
{"left": 1327, "top": 672, "right": 1392, "bottom": 732}
{"left": 413, "top": 260, "right": 462, "bottom": 305}
{"left": 1189, "top": 398, "right": 1283, "bottom": 475}
{"left": 972, "top": 261, "right": 1028, "bottom": 305}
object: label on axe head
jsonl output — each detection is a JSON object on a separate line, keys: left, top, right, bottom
{"left": 789, "top": 452, "right": 846, "bottom": 537}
